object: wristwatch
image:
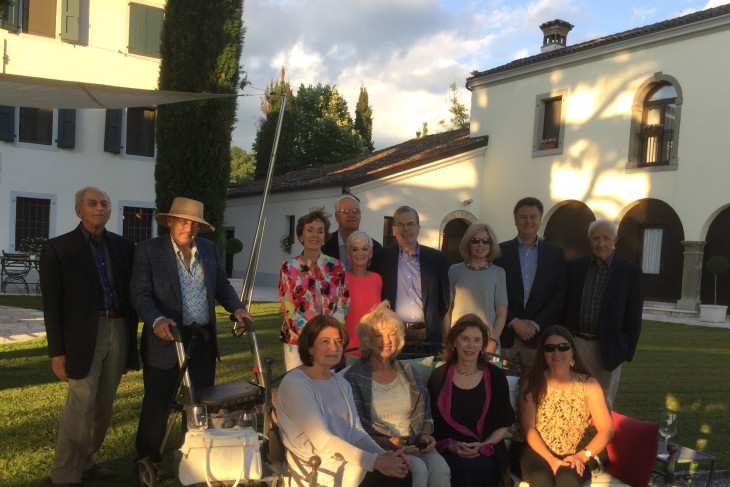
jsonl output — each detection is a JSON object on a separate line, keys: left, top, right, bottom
{"left": 585, "top": 450, "right": 593, "bottom": 459}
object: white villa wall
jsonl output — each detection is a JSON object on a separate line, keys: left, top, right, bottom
{"left": 0, "top": 0, "right": 162, "bottom": 250}
{"left": 225, "top": 147, "right": 488, "bottom": 287}
{"left": 468, "top": 19, "right": 730, "bottom": 240}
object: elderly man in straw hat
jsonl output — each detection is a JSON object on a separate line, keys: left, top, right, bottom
{"left": 130, "top": 197, "right": 253, "bottom": 462}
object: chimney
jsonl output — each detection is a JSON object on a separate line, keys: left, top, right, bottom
{"left": 540, "top": 19, "right": 574, "bottom": 53}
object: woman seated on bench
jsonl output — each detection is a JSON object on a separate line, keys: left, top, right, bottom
{"left": 518, "top": 325, "right": 613, "bottom": 487}
{"left": 428, "top": 314, "right": 514, "bottom": 487}
{"left": 343, "top": 301, "right": 450, "bottom": 487}
{"left": 276, "top": 315, "right": 412, "bottom": 487}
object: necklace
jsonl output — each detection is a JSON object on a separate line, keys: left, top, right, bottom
{"left": 455, "top": 365, "right": 479, "bottom": 376}
{"left": 465, "top": 261, "right": 490, "bottom": 271}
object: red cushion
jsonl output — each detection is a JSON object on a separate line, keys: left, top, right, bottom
{"left": 605, "top": 411, "right": 659, "bottom": 487}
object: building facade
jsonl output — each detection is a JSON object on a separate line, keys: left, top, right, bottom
{"left": 226, "top": 5, "right": 730, "bottom": 312}
{"left": 0, "top": 0, "right": 164, "bottom": 255}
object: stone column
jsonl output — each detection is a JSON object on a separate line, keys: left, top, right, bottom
{"left": 676, "top": 241, "right": 705, "bottom": 311}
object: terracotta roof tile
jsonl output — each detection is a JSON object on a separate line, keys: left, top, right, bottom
{"left": 228, "top": 129, "right": 488, "bottom": 198}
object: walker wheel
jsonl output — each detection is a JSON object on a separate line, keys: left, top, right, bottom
{"left": 136, "top": 457, "right": 157, "bottom": 487}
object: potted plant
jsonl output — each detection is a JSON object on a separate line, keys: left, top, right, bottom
{"left": 225, "top": 237, "right": 244, "bottom": 256}
{"left": 18, "top": 237, "right": 46, "bottom": 259}
{"left": 280, "top": 235, "right": 293, "bottom": 254}
{"left": 541, "top": 137, "right": 558, "bottom": 150}
{"left": 699, "top": 255, "right": 730, "bottom": 323}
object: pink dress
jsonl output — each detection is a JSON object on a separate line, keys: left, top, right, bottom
{"left": 344, "top": 271, "right": 383, "bottom": 356}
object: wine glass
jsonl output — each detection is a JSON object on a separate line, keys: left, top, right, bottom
{"left": 659, "top": 411, "right": 678, "bottom": 455}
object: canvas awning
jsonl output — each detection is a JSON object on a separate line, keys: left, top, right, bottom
{"left": 0, "top": 73, "right": 235, "bottom": 109}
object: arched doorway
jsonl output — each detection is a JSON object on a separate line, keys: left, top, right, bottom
{"left": 617, "top": 199, "right": 684, "bottom": 302}
{"left": 701, "top": 207, "right": 730, "bottom": 310}
{"left": 543, "top": 200, "right": 595, "bottom": 260}
{"left": 442, "top": 219, "right": 470, "bottom": 266}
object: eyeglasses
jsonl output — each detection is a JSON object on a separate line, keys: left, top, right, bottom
{"left": 337, "top": 208, "right": 361, "bottom": 215}
{"left": 394, "top": 222, "right": 418, "bottom": 228}
{"left": 470, "top": 237, "right": 492, "bottom": 245}
{"left": 543, "top": 342, "right": 571, "bottom": 353}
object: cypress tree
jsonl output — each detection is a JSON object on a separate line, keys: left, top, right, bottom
{"left": 155, "top": 0, "right": 246, "bottom": 241}
{"left": 354, "top": 86, "right": 374, "bottom": 152}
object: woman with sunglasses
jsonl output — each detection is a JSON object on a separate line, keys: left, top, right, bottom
{"left": 518, "top": 325, "right": 613, "bottom": 486}
{"left": 447, "top": 223, "right": 507, "bottom": 357}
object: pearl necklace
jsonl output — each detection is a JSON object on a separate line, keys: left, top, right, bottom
{"left": 455, "top": 365, "right": 479, "bottom": 376}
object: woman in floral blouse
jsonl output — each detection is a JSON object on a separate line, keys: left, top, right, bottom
{"left": 279, "top": 207, "right": 350, "bottom": 370}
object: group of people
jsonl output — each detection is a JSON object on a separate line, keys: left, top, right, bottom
{"left": 39, "top": 186, "right": 643, "bottom": 487}
{"left": 273, "top": 195, "right": 644, "bottom": 486}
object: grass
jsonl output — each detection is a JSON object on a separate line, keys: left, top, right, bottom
{"left": 1, "top": 297, "right": 729, "bottom": 486}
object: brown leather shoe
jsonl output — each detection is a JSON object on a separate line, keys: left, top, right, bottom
{"left": 43, "top": 478, "right": 81, "bottom": 487}
{"left": 82, "top": 464, "right": 115, "bottom": 481}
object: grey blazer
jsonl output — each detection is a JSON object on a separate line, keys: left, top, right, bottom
{"left": 130, "top": 235, "right": 245, "bottom": 369}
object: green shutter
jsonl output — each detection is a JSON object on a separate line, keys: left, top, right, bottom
{"left": 104, "top": 109, "right": 123, "bottom": 154}
{"left": 128, "top": 3, "right": 163, "bottom": 58}
{"left": 61, "top": 0, "right": 80, "bottom": 43}
{"left": 57, "top": 109, "right": 76, "bottom": 148}
{"left": 0, "top": 105, "right": 15, "bottom": 142}
{"left": 1, "top": 1, "right": 20, "bottom": 31}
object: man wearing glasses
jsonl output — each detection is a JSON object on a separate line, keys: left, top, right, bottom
{"left": 130, "top": 197, "right": 253, "bottom": 462}
{"left": 321, "top": 194, "right": 381, "bottom": 270}
{"left": 563, "top": 219, "right": 643, "bottom": 409}
{"left": 494, "top": 197, "right": 566, "bottom": 370}
{"left": 371, "top": 206, "right": 450, "bottom": 350}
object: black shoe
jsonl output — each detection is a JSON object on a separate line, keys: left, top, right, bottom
{"left": 82, "top": 464, "right": 115, "bottom": 481}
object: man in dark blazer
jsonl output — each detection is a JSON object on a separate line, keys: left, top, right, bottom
{"left": 321, "top": 194, "right": 381, "bottom": 269}
{"left": 370, "top": 206, "right": 449, "bottom": 348}
{"left": 131, "top": 197, "right": 253, "bottom": 461}
{"left": 564, "top": 219, "right": 644, "bottom": 408}
{"left": 40, "top": 187, "right": 138, "bottom": 486}
{"left": 494, "top": 197, "right": 566, "bottom": 369}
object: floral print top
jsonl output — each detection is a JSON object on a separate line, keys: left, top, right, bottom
{"left": 279, "top": 252, "right": 350, "bottom": 345}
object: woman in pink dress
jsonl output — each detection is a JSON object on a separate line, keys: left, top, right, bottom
{"left": 344, "top": 231, "right": 382, "bottom": 356}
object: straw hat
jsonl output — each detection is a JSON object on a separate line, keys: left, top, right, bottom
{"left": 154, "top": 197, "right": 215, "bottom": 233}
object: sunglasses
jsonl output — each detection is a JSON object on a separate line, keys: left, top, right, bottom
{"left": 470, "top": 237, "right": 492, "bottom": 245}
{"left": 543, "top": 342, "right": 571, "bottom": 353}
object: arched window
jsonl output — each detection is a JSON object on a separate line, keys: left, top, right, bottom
{"left": 640, "top": 83, "right": 677, "bottom": 166}
{"left": 627, "top": 73, "right": 682, "bottom": 172}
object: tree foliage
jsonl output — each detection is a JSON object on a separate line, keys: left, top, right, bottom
{"left": 354, "top": 86, "right": 374, "bottom": 152}
{"left": 154, "top": 0, "right": 246, "bottom": 241}
{"left": 437, "top": 82, "right": 470, "bottom": 132}
{"left": 230, "top": 146, "right": 256, "bottom": 183}
{"left": 253, "top": 79, "right": 368, "bottom": 179}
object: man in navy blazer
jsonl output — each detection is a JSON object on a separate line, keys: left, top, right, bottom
{"left": 370, "top": 206, "right": 449, "bottom": 348}
{"left": 131, "top": 197, "right": 253, "bottom": 461}
{"left": 494, "top": 197, "right": 566, "bottom": 369}
{"left": 41, "top": 187, "right": 138, "bottom": 486}
{"left": 564, "top": 219, "right": 643, "bottom": 408}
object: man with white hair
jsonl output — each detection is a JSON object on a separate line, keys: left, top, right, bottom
{"left": 563, "top": 219, "right": 644, "bottom": 409}
{"left": 321, "top": 193, "right": 381, "bottom": 270}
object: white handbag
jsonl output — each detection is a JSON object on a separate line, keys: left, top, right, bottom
{"left": 178, "top": 426, "right": 262, "bottom": 487}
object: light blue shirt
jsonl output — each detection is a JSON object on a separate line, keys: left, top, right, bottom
{"left": 396, "top": 245, "right": 424, "bottom": 323}
{"left": 510, "top": 237, "right": 540, "bottom": 332}
{"left": 172, "top": 238, "right": 209, "bottom": 326}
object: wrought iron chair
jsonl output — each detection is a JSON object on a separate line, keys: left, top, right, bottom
{"left": 1, "top": 251, "right": 31, "bottom": 293}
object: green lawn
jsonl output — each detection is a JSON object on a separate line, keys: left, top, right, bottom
{"left": 1, "top": 297, "right": 728, "bottom": 486}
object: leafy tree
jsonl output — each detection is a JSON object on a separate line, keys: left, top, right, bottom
{"left": 154, "top": 0, "right": 246, "bottom": 241}
{"left": 437, "top": 82, "right": 470, "bottom": 132}
{"left": 261, "top": 67, "right": 293, "bottom": 115}
{"left": 230, "top": 146, "right": 256, "bottom": 182}
{"left": 354, "top": 86, "right": 374, "bottom": 151}
{"left": 253, "top": 81, "right": 367, "bottom": 179}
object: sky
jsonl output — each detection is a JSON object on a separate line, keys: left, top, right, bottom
{"left": 231, "top": 0, "right": 725, "bottom": 153}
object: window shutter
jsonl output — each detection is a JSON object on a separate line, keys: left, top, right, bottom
{"left": 61, "top": 0, "right": 80, "bottom": 42}
{"left": 128, "top": 3, "right": 163, "bottom": 58}
{"left": 146, "top": 6, "right": 163, "bottom": 58}
{"left": 57, "top": 109, "right": 76, "bottom": 148}
{"left": 1, "top": 2, "right": 20, "bottom": 31}
{"left": 104, "top": 109, "right": 123, "bottom": 154}
{"left": 128, "top": 3, "right": 144, "bottom": 55}
{"left": 0, "top": 105, "right": 15, "bottom": 142}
